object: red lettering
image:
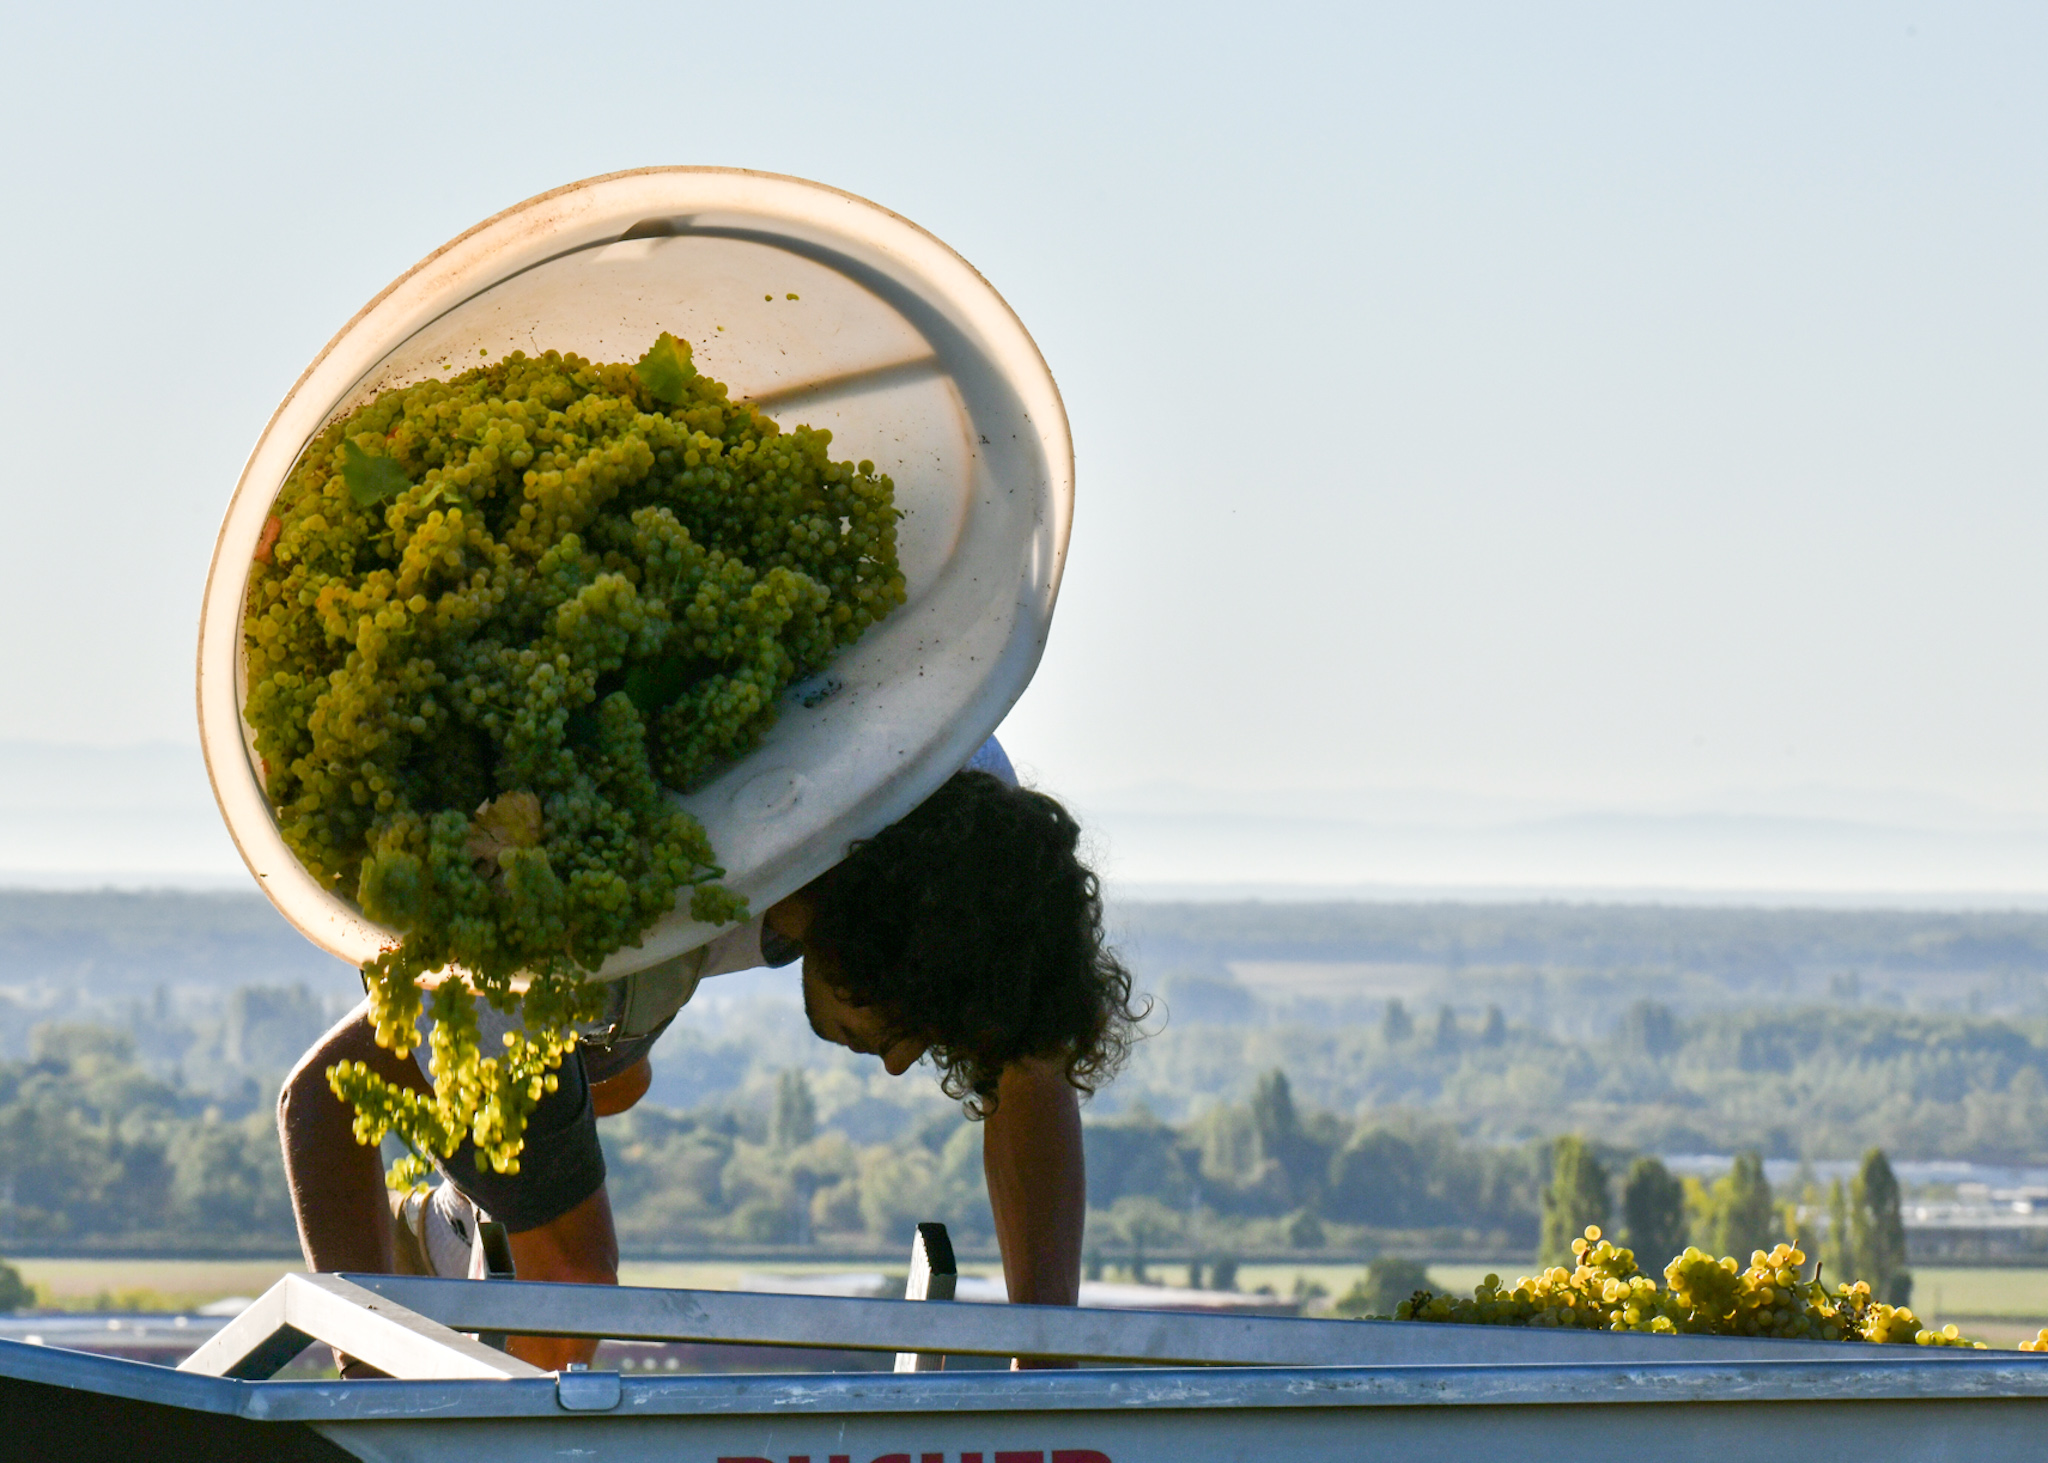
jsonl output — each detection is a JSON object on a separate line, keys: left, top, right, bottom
{"left": 923, "top": 1455, "right": 947, "bottom": 1463}
{"left": 995, "top": 1454, "right": 1045, "bottom": 1463}
{"left": 1054, "top": 1454, "right": 1113, "bottom": 1463}
{"left": 870, "top": 1456, "right": 911, "bottom": 1463}
{"left": 962, "top": 1456, "right": 984, "bottom": 1463}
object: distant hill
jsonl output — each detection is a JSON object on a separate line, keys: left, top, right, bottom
{"left": 0, "top": 889, "right": 358, "bottom": 999}
{"left": 1115, "top": 898, "right": 2048, "bottom": 980}
{"left": 1111, "top": 900, "right": 2048, "bottom": 1043}
{"left": 7, "top": 888, "right": 2048, "bottom": 1013}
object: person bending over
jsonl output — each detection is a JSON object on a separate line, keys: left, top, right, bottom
{"left": 278, "top": 750, "right": 1139, "bottom": 1370}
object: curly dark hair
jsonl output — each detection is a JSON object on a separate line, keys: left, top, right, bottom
{"left": 805, "top": 769, "right": 1143, "bottom": 1115}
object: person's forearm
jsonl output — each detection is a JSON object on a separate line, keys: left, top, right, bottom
{"left": 503, "top": 1188, "right": 619, "bottom": 1369}
{"left": 277, "top": 998, "right": 424, "bottom": 1274}
{"left": 982, "top": 1058, "right": 1085, "bottom": 1311}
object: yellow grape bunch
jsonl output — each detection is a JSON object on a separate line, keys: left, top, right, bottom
{"left": 243, "top": 334, "right": 906, "bottom": 1184}
{"left": 1393, "top": 1227, "right": 1985, "bottom": 1348}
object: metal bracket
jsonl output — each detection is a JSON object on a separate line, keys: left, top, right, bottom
{"left": 894, "top": 1221, "right": 957, "bottom": 1372}
{"left": 175, "top": 1273, "right": 547, "bottom": 1381}
{"left": 555, "top": 1362, "right": 623, "bottom": 1411}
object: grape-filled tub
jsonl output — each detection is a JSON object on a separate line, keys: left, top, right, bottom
{"left": 196, "top": 168, "right": 1072, "bottom": 979}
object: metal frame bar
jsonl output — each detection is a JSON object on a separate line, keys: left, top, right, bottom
{"left": 15, "top": 1326, "right": 2048, "bottom": 1463}
{"left": 253, "top": 1353, "right": 2048, "bottom": 1420}
{"left": 176, "top": 1273, "right": 546, "bottom": 1381}
{"left": 22, "top": 1344, "right": 2048, "bottom": 1426}
{"left": 335, "top": 1273, "right": 1928, "bottom": 1367}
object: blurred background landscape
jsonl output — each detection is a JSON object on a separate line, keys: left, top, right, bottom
{"left": 11, "top": 864, "right": 2048, "bottom": 1346}
{"left": 4, "top": 0, "right": 2046, "bottom": 1369}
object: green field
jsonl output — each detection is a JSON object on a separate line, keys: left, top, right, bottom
{"left": 15, "top": 1257, "right": 308, "bottom": 1312}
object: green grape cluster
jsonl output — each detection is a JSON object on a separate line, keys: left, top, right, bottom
{"left": 242, "top": 333, "right": 905, "bottom": 1183}
{"left": 1392, "top": 1227, "right": 1985, "bottom": 1348}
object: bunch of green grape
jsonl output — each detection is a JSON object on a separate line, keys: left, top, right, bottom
{"left": 243, "top": 333, "right": 906, "bottom": 1184}
{"left": 1392, "top": 1227, "right": 1984, "bottom": 1347}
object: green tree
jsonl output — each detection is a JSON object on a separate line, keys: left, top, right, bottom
{"left": 1285, "top": 1207, "right": 1326, "bottom": 1249}
{"left": 1850, "top": 1149, "right": 1911, "bottom": 1306}
{"left": 1619, "top": 1000, "right": 1679, "bottom": 1057}
{"left": 1250, "top": 1071, "right": 1301, "bottom": 1155}
{"left": 1822, "top": 1176, "right": 1852, "bottom": 1287}
{"left": 1326, "top": 1129, "right": 1425, "bottom": 1227}
{"left": 168, "top": 1113, "right": 294, "bottom": 1241}
{"left": 1109, "top": 1196, "right": 1186, "bottom": 1283}
{"left": 0, "top": 1257, "right": 31, "bottom": 1313}
{"left": 772, "top": 1069, "right": 816, "bottom": 1151}
{"left": 1620, "top": 1156, "right": 1686, "bottom": 1271}
{"left": 1250, "top": 1069, "right": 1325, "bottom": 1208}
{"left": 1699, "top": 1151, "right": 1777, "bottom": 1261}
{"left": 1333, "top": 1256, "right": 1433, "bottom": 1317}
{"left": 1540, "top": 1135, "right": 1609, "bottom": 1268}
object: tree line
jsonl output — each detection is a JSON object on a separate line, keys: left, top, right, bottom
{"left": 1111, "top": 997, "right": 2048, "bottom": 1164}
{"left": 1541, "top": 1136, "right": 1913, "bottom": 1305}
{"left": 0, "top": 1017, "right": 1920, "bottom": 1296}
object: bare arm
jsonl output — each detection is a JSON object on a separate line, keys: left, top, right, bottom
{"left": 277, "top": 997, "right": 417, "bottom": 1275}
{"left": 501, "top": 1188, "right": 617, "bottom": 1369}
{"left": 982, "top": 1057, "right": 1085, "bottom": 1366}
{"left": 277, "top": 997, "right": 618, "bottom": 1370}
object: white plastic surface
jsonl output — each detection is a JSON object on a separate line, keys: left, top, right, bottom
{"left": 196, "top": 168, "right": 1072, "bottom": 979}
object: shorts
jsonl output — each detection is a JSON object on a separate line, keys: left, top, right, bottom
{"left": 431, "top": 1019, "right": 668, "bottom": 1232}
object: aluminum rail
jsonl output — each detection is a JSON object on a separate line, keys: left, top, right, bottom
{"left": 336, "top": 1274, "right": 1903, "bottom": 1368}
{"left": 178, "top": 1273, "right": 546, "bottom": 1381}
{"left": 217, "top": 1353, "right": 2048, "bottom": 1420}
{"left": 14, "top": 1336, "right": 2048, "bottom": 1463}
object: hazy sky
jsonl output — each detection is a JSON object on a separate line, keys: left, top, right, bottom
{"left": 4, "top": 2, "right": 2045, "bottom": 824}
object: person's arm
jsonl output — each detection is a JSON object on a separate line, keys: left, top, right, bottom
{"left": 277, "top": 998, "right": 617, "bottom": 1370}
{"left": 982, "top": 1056, "right": 1085, "bottom": 1366}
{"left": 500, "top": 1188, "right": 617, "bottom": 1369}
{"left": 277, "top": 998, "right": 415, "bottom": 1275}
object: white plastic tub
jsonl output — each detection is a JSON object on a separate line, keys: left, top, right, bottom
{"left": 196, "top": 167, "right": 1072, "bottom": 978}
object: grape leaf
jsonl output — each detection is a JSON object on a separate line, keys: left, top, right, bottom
{"left": 466, "top": 790, "right": 543, "bottom": 866}
{"left": 342, "top": 437, "right": 412, "bottom": 509}
{"left": 633, "top": 332, "right": 696, "bottom": 406}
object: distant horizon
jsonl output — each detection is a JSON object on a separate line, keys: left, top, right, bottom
{"left": 10, "top": 871, "right": 2048, "bottom": 914}
{"left": 12, "top": 737, "right": 2048, "bottom": 904}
